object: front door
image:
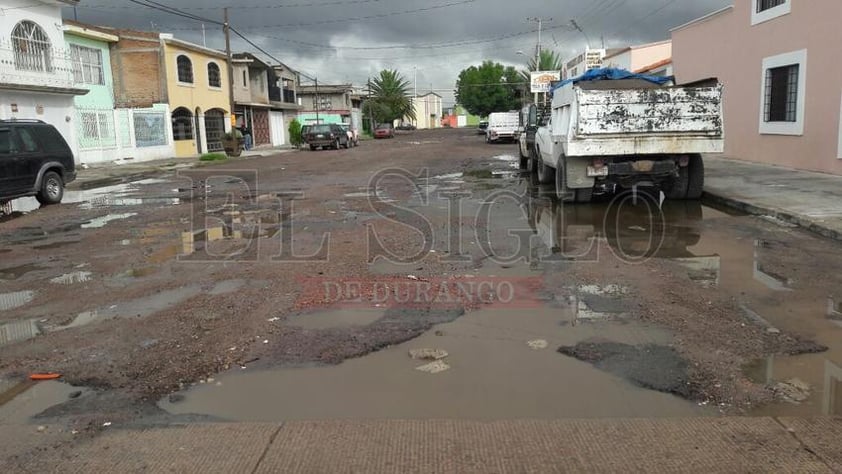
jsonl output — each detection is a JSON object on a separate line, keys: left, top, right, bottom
{"left": 252, "top": 109, "right": 270, "bottom": 146}
{"left": 204, "top": 109, "right": 226, "bottom": 152}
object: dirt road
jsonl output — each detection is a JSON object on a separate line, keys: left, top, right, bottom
{"left": 2, "top": 128, "right": 842, "bottom": 464}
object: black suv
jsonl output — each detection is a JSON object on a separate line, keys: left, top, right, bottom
{"left": 305, "top": 124, "right": 350, "bottom": 150}
{"left": 0, "top": 120, "right": 76, "bottom": 207}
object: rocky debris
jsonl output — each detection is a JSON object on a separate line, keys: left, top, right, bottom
{"left": 409, "top": 348, "right": 448, "bottom": 361}
{"left": 772, "top": 378, "right": 811, "bottom": 404}
{"left": 415, "top": 360, "right": 450, "bottom": 374}
{"left": 527, "top": 340, "right": 548, "bottom": 350}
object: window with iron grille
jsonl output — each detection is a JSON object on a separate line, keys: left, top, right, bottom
{"left": 134, "top": 111, "right": 168, "bottom": 147}
{"left": 764, "top": 64, "right": 799, "bottom": 122}
{"left": 757, "top": 0, "right": 786, "bottom": 12}
{"left": 177, "top": 55, "right": 194, "bottom": 84}
{"left": 70, "top": 45, "right": 104, "bottom": 85}
{"left": 208, "top": 62, "right": 221, "bottom": 88}
{"left": 78, "top": 110, "right": 116, "bottom": 149}
{"left": 11, "top": 20, "right": 52, "bottom": 72}
{"left": 172, "top": 107, "right": 194, "bottom": 140}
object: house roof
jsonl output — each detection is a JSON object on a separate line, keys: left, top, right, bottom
{"left": 670, "top": 5, "right": 734, "bottom": 33}
{"left": 635, "top": 58, "right": 673, "bottom": 74}
{"left": 298, "top": 84, "right": 353, "bottom": 95}
{"left": 160, "top": 34, "right": 228, "bottom": 59}
{"left": 233, "top": 52, "right": 271, "bottom": 70}
{"left": 63, "top": 20, "right": 119, "bottom": 43}
{"left": 603, "top": 40, "right": 671, "bottom": 61}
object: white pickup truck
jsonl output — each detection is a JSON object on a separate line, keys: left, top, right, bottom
{"left": 533, "top": 73, "right": 724, "bottom": 202}
{"left": 486, "top": 111, "right": 519, "bottom": 144}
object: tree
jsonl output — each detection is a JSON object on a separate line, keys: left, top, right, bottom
{"left": 288, "top": 118, "right": 303, "bottom": 148}
{"left": 363, "top": 69, "right": 415, "bottom": 125}
{"left": 455, "top": 61, "right": 523, "bottom": 118}
{"left": 519, "top": 49, "right": 564, "bottom": 81}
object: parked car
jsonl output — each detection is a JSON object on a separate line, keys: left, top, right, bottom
{"left": 0, "top": 119, "right": 76, "bottom": 209}
{"left": 374, "top": 123, "right": 395, "bottom": 139}
{"left": 339, "top": 123, "right": 360, "bottom": 147}
{"left": 300, "top": 124, "right": 312, "bottom": 144}
{"left": 396, "top": 123, "right": 416, "bottom": 131}
{"left": 306, "top": 124, "right": 350, "bottom": 150}
{"left": 477, "top": 120, "right": 489, "bottom": 135}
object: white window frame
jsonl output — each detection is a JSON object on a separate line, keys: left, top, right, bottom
{"left": 759, "top": 49, "right": 807, "bottom": 136}
{"left": 752, "top": 0, "right": 791, "bottom": 26}
{"left": 70, "top": 44, "right": 104, "bottom": 85}
{"left": 207, "top": 60, "right": 222, "bottom": 90}
{"left": 175, "top": 53, "right": 195, "bottom": 87}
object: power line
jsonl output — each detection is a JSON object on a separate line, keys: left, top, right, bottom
{"left": 82, "top": 0, "right": 395, "bottom": 10}
{"left": 167, "top": 0, "right": 476, "bottom": 31}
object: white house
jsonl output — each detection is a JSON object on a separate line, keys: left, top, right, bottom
{"left": 0, "top": 0, "right": 86, "bottom": 157}
{"left": 411, "top": 92, "right": 442, "bottom": 129}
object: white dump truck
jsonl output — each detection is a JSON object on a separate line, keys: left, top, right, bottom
{"left": 532, "top": 71, "right": 724, "bottom": 202}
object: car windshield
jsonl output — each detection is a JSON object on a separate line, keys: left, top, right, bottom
{"left": 310, "top": 125, "right": 331, "bottom": 133}
{"left": 376, "top": 124, "right": 391, "bottom": 130}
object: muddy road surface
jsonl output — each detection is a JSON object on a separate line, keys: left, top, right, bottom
{"left": 2, "top": 128, "right": 842, "bottom": 464}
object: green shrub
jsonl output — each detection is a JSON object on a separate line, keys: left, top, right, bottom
{"left": 289, "top": 119, "right": 303, "bottom": 147}
{"left": 200, "top": 153, "right": 228, "bottom": 162}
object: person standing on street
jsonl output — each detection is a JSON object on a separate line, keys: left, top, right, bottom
{"left": 241, "top": 123, "right": 253, "bottom": 151}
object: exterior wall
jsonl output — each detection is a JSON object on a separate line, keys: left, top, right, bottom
{"left": 672, "top": 1, "right": 842, "bottom": 174}
{"left": 108, "top": 30, "right": 166, "bottom": 108}
{"left": 301, "top": 92, "right": 351, "bottom": 113}
{"left": 296, "top": 112, "right": 344, "bottom": 125}
{"left": 163, "top": 40, "right": 230, "bottom": 157}
{"left": 0, "top": 1, "right": 79, "bottom": 157}
{"left": 0, "top": 91, "right": 76, "bottom": 156}
{"left": 64, "top": 31, "right": 119, "bottom": 164}
{"left": 233, "top": 63, "right": 251, "bottom": 104}
{"left": 605, "top": 42, "right": 672, "bottom": 73}
{"left": 0, "top": 1, "right": 74, "bottom": 91}
{"left": 249, "top": 68, "right": 270, "bottom": 105}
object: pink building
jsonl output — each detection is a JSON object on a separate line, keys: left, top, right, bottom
{"left": 603, "top": 40, "right": 673, "bottom": 77}
{"left": 672, "top": 1, "right": 842, "bottom": 175}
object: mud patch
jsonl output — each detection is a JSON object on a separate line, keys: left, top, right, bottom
{"left": 558, "top": 340, "right": 695, "bottom": 398}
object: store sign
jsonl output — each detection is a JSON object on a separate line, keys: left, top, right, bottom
{"left": 585, "top": 51, "right": 604, "bottom": 70}
{"left": 530, "top": 71, "right": 561, "bottom": 93}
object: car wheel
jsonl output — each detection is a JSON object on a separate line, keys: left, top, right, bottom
{"left": 36, "top": 171, "right": 64, "bottom": 205}
{"left": 334, "top": 139, "right": 340, "bottom": 150}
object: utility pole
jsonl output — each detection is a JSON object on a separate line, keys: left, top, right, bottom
{"left": 223, "top": 8, "right": 236, "bottom": 128}
{"left": 570, "top": 19, "right": 592, "bottom": 50}
{"left": 413, "top": 66, "right": 417, "bottom": 127}
{"left": 315, "top": 77, "right": 320, "bottom": 124}
{"left": 367, "top": 78, "right": 374, "bottom": 132}
{"left": 527, "top": 17, "right": 550, "bottom": 104}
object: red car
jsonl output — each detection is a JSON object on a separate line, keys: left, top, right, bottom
{"left": 374, "top": 123, "right": 395, "bottom": 139}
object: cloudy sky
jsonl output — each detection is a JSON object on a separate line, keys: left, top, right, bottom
{"left": 65, "top": 0, "right": 730, "bottom": 107}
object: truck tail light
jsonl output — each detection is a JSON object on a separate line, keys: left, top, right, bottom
{"left": 592, "top": 158, "right": 606, "bottom": 168}
{"left": 678, "top": 155, "right": 690, "bottom": 167}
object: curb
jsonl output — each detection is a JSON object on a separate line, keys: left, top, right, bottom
{"left": 702, "top": 189, "right": 842, "bottom": 242}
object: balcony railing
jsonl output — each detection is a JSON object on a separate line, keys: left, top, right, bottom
{"left": 0, "top": 41, "right": 76, "bottom": 90}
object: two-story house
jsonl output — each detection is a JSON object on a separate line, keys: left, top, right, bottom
{"left": 603, "top": 40, "right": 673, "bottom": 77}
{"left": 107, "top": 28, "right": 231, "bottom": 158}
{"left": 297, "top": 83, "right": 359, "bottom": 126}
{"left": 232, "top": 53, "right": 302, "bottom": 147}
{"left": 0, "top": 0, "right": 87, "bottom": 157}
{"left": 672, "top": 0, "right": 842, "bottom": 175}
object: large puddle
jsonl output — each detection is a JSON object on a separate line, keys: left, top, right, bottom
{"left": 159, "top": 166, "right": 842, "bottom": 420}
{"left": 162, "top": 306, "right": 705, "bottom": 421}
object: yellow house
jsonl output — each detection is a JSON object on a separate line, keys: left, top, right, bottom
{"left": 161, "top": 34, "right": 231, "bottom": 157}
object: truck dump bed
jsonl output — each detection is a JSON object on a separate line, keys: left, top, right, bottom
{"left": 549, "top": 74, "right": 724, "bottom": 157}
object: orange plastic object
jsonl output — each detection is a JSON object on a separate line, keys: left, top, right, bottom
{"left": 29, "top": 373, "right": 61, "bottom": 381}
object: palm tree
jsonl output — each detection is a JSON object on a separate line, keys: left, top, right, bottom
{"left": 519, "top": 49, "right": 564, "bottom": 81}
{"left": 365, "top": 69, "right": 416, "bottom": 125}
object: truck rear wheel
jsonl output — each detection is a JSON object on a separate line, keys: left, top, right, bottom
{"left": 685, "top": 154, "right": 704, "bottom": 199}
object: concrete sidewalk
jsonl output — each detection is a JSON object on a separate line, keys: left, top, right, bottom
{"left": 69, "top": 147, "right": 296, "bottom": 190}
{"left": 15, "top": 417, "right": 842, "bottom": 472}
{"left": 704, "top": 156, "right": 842, "bottom": 241}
